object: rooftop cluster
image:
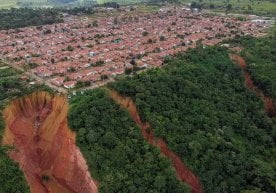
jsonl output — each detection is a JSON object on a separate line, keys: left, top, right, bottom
{"left": 0, "top": 7, "right": 269, "bottom": 89}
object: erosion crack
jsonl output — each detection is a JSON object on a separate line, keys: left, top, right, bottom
{"left": 2, "top": 91, "right": 98, "bottom": 193}
{"left": 108, "top": 89, "right": 203, "bottom": 193}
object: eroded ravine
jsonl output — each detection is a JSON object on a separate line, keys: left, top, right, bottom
{"left": 230, "top": 54, "right": 276, "bottom": 117}
{"left": 108, "top": 89, "right": 203, "bottom": 193}
{"left": 2, "top": 92, "right": 98, "bottom": 193}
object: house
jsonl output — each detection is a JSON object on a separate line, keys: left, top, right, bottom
{"left": 50, "top": 77, "right": 64, "bottom": 87}
{"left": 63, "top": 81, "right": 77, "bottom": 89}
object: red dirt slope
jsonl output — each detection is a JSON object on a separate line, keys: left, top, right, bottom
{"left": 108, "top": 90, "right": 203, "bottom": 193}
{"left": 2, "top": 92, "right": 98, "bottom": 193}
{"left": 230, "top": 54, "right": 276, "bottom": 117}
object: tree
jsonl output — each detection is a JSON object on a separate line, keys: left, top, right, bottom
{"left": 226, "top": 4, "right": 233, "bottom": 13}
{"left": 114, "top": 17, "right": 118, "bottom": 25}
{"left": 109, "top": 45, "right": 276, "bottom": 193}
{"left": 148, "top": 38, "right": 153, "bottom": 44}
{"left": 125, "top": 68, "right": 132, "bottom": 75}
{"left": 160, "top": 36, "right": 166, "bottom": 41}
{"left": 142, "top": 31, "right": 149, "bottom": 36}
{"left": 130, "top": 59, "right": 136, "bottom": 66}
{"left": 102, "top": 132, "right": 117, "bottom": 148}
{"left": 69, "top": 89, "right": 188, "bottom": 193}
{"left": 154, "top": 175, "right": 166, "bottom": 189}
{"left": 0, "top": 147, "right": 30, "bottom": 193}
{"left": 68, "top": 67, "right": 76, "bottom": 72}
{"left": 66, "top": 45, "right": 74, "bottom": 51}
{"left": 92, "top": 20, "right": 98, "bottom": 27}
{"left": 101, "top": 74, "right": 108, "bottom": 80}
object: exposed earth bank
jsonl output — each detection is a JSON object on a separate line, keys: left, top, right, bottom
{"left": 108, "top": 89, "right": 203, "bottom": 193}
{"left": 2, "top": 91, "right": 98, "bottom": 193}
{"left": 230, "top": 54, "right": 276, "bottom": 117}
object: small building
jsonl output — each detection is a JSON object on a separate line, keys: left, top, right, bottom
{"left": 63, "top": 81, "right": 77, "bottom": 89}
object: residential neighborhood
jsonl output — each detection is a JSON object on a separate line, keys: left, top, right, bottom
{"left": 0, "top": 7, "right": 271, "bottom": 90}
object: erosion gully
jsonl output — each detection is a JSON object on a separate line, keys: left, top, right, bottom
{"left": 3, "top": 54, "right": 273, "bottom": 193}
{"left": 2, "top": 92, "right": 98, "bottom": 193}
{"left": 108, "top": 90, "right": 203, "bottom": 193}
{"left": 108, "top": 54, "right": 276, "bottom": 193}
{"left": 230, "top": 54, "right": 276, "bottom": 117}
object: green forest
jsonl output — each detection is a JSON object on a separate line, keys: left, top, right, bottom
{"left": 69, "top": 89, "right": 189, "bottom": 193}
{"left": 0, "top": 8, "right": 63, "bottom": 30}
{"left": 109, "top": 45, "right": 276, "bottom": 193}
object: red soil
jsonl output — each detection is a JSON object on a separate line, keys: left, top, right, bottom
{"left": 2, "top": 92, "right": 98, "bottom": 193}
{"left": 108, "top": 90, "right": 203, "bottom": 193}
{"left": 230, "top": 54, "right": 276, "bottom": 117}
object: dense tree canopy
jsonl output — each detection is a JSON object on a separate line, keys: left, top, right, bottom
{"left": 69, "top": 89, "right": 189, "bottom": 193}
{"left": 0, "top": 8, "right": 63, "bottom": 30}
{"left": 110, "top": 45, "right": 276, "bottom": 193}
{"left": 0, "top": 146, "right": 30, "bottom": 193}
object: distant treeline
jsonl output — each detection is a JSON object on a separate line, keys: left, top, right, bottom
{"left": 0, "top": 8, "right": 63, "bottom": 30}
{"left": 100, "top": 2, "right": 120, "bottom": 8}
{"left": 0, "top": 2, "right": 122, "bottom": 30}
{"left": 62, "top": 6, "right": 95, "bottom": 15}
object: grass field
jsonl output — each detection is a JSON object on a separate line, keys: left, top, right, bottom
{"left": 96, "top": 0, "right": 145, "bottom": 4}
{"left": 1, "top": 0, "right": 275, "bottom": 15}
{"left": 180, "top": 0, "right": 276, "bottom": 15}
{"left": 0, "top": 0, "right": 17, "bottom": 8}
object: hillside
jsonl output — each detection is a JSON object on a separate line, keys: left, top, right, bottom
{"left": 68, "top": 37, "right": 276, "bottom": 193}
{"left": 0, "top": 34, "right": 275, "bottom": 193}
{"left": 0, "top": 63, "right": 30, "bottom": 193}
{"left": 109, "top": 43, "right": 276, "bottom": 192}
